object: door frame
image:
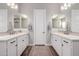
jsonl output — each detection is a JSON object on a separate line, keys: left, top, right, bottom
{"left": 33, "top": 9, "right": 47, "bottom": 45}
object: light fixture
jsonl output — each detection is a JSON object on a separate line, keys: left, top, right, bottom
{"left": 7, "top": 3, "right": 11, "bottom": 6}
{"left": 61, "top": 6, "right": 65, "bottom": 10}
{"left": 11, "top": 3, "right": 15, "bottom": 6}
{"left": 61, "top": 3, "right": 72, "bottom": 10}
{"left": 64, "top": 3, "right": 67, "bottom": 7}
{"left": 67, "top": 3, "right": 71, "bottom": 7}
{"left": 14, "top": 5, "right": 18, "bottom": 9}
{"left": 64, "top": 6, "right": 67, "bottom": 10}
{"left": 52, "top": 14, "right": 58, "bottom": 19}
{"left": 7, "top": 3, "right": 18, "bottom": 10}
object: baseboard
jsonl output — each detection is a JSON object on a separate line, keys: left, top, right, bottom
{"left": 45, "top": 44, "right": 52, "bottom": 46}
{"left": 28, "top": 44, "right": 35, "bottom": 46}
{"left": 28, "top": 44, "right": 52, "bottom": 46}
{"left": 35, "top": 44, "right": 45, "bottom": 46}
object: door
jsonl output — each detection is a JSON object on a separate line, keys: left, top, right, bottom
{"left": 7, "top": 38, "right": 17, "bottom": 56}
{"left": 33, "top": 9, "right": 46, "bottom": 45}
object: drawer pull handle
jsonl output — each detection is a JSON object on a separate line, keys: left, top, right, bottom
{"left": 55, "top": 40, "right": 57, "bottom": 41}
{"left": 63, "top": 40, "right": 68, "bottom": 43}
{"left": 22, "top": 40, "right": 24, "bottom": 41}
{"left": 15, "top": 44, "right": 18, "bottom": 46}
{"left": 10, "top": 41, "right": 15, "bottom": 43}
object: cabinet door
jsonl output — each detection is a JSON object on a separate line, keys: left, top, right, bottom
{"left": 52, "top": 35, "right": 57, "bottom": 49}
{"left": 22, "top": 35, "right": 26, "bottom": 51}
{"left": 7, "top": 39, "right": 17, "bottom": 56}
{"left": 17, "top": 36, "right": 23, "bottom": 56}
{"left": 52, "top": 35, "right": 62, "bottom": 56}
{"left": 22, "top": 35, "right": 28, "bottom": 51}
{"left": 62, "top": 39, "right": 72, "bottom": 56}
{"left": 56, "top": 36, "right": 62, "bottom": 56}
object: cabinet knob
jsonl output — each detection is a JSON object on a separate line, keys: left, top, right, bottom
{"left": 63, "top": 40, "right": 68, "bottom": 43}
{"left": 22, "top": 40, "right": 24, "bottom": 41}
{"left": 55, "top": 40, "right": 57, "bottom": 41}
{"left": 42, "top": 32, "right": 45, "bottom": 33}
{"left": 62, "top": 44, "right": 63, "bottom": 46}
{"left": 10, "top": 41, "right": 15, "bottom": 43}
{"left": 15, "top": 44, "right": 18, "bottom": 46}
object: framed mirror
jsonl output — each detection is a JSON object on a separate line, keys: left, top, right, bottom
{"left": 52, "top": 15, "right": 66, "bottom": 31}
{"left": 13, "top": 14, "right": 28, "bottom": 30}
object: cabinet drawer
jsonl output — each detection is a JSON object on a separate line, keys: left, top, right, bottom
{"left": 8, "top": 39, "right": 16, "bottom": 44}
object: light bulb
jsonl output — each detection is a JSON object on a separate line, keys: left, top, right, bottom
{"left": 11, "top": 6, "right": 14, "bottom": 9}
{"left": 64, "top": 3, "right": 67, "bottom": 7}
{"left": 7, "top": 3, "right": 11, "bottom": 6}
{"left": 11, "top": 3, "right": 15, "bottom": 6}
{"left": 61, "top": 6, "right": 64, "bottom": 10}
{"left": 67, "top": 3, "right": 71, "bottom": 7}
{"left": 64, "top": 6, "right": 67, "bottom": 10}
{"left": 14, "top": 5, "right": 18, "bottom": 9}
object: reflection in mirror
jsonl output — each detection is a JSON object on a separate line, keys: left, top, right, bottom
{"left": 14, "top": 17, "right": 20, "bottom": 28}
{"left": 21, "top": 17, "right": 27, "bottom": 28}
{"left": 13, "top": 14, "right": 28, "bottom": 29}
{"left": 52, "top": 15, "right": 66, "bottom": 31}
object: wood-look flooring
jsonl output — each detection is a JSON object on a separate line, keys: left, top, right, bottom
{"left": 21, "top": 46, "right": 58, "bottom": 56}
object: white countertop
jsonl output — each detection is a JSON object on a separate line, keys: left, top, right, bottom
{"left": 0, "top": 31, "right": 29, "bottom": 41}
{"left": 51, "top": 31, "right": 79, "bottom": 40}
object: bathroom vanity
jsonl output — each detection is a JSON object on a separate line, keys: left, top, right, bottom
{"left": 51, "top": 32, "right": 79, "bottom": 56}
{"left": 0, "top": 31, "right": 29, "bottom": 56}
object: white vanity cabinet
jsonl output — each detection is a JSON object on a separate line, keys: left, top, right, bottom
{"left": 0, "top": 33, "right": 29, "bottom": 56}
{"left": 7, "top": 38, "right": 17, "bottom": 56}
{"left": 51, "top": 33, "right": 79, "bottom": 56}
